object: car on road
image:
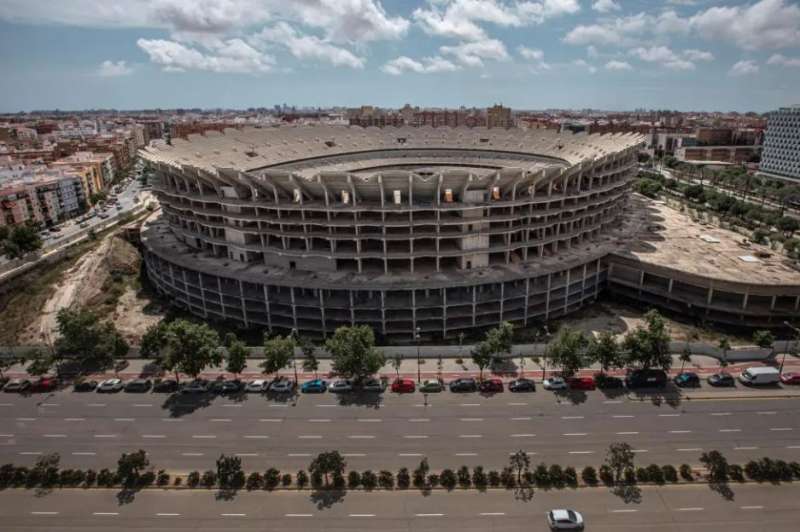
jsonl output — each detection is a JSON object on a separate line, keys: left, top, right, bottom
{"left": 245, "top": 379, "right": 268, "bottom": 393}
{"left": 547, "top": 509, "right": 584, "bottom": 530}
{"left": 508, "top": 378, "right": 536, "bottom": 392}
{"left": 301, "top": 379, "right": 327, "bottom": 393}
{"left": 625, "top": 368, "right": 668, "bottom": 389}
{"left": 73, "top": 379, "right": 98, "bottom": 392}
{"left": 269, "top": 378, "right": 295, "bottom": 394}
{"left": 594, "top": 373, "right": 624, "bottom": 389}
{"left": 479, "top": 378, "right": 504, "bottom": 393}
{"left": 449, "top": 377, "right": 478, "bottom": 393}
{"left": 2, "top": 378, "right": 31, "bottom": 393}
{"left": 390, "top": 378, "right": 415, "bottom": 393}
{"left": 419, "top": 379, "right": 444, "bottom": 393}
{"left": 361, "top": 378, "right": 386, "bottom": 393}
{"left": 780, "top": 372, "right": 800, "bottom": 385}
{"left": 673, "top": 372, "right": 701, "bottom": 388}
{"left": 567, "top": 376, "right": 596, "bottom": 391}
{"left": 209, "top": 379, "right": 243, "bottom": 394}
{"left": 708, "top": 372, "right": 735, "bottom": 387}
{"left": 152, "top": 379, "right": 179, "bottom": 393}
{"left": 329, "top": 380, "right": 354, "bottom": 393}
{"left": 97, "top": 378, "right": 124, "bottom": 393}
{"left": 30, "top": 377, "right": 59, "bottom": 392}
{"left": 739, "top": 366, "right": 780, "bottom": 386}
{"left": 181, "top": 379, "right": 210, "bottom": 394}
{"left": 542, "top": 376, "right": 568, "bottom": 391}
{"left": 124, "top": 379, "right": 151, "bottom": 393}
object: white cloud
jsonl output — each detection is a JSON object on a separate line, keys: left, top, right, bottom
{"left": 150, "top": 0, "right": 270, "bottom": 34}
{"left": 254, "top": 22, "right": 364, "bottom": 68}
{"left": 285, "top": 0, "right": 409, "bottom": 43}
{"left": 381, "top": 55, "right": 460, "bottom": 75}
{"left": 690, "top": 0, "right": 800, "bottom": 51}
{"left": 767, "top": 53, "right": 800, "bottom": 67}
{"left": 564, "top": 12, "right": 684, "bottom": 47}
{"left": 136, "top": 37, "right": 274, "bottom": 73}
{"left": 605, "top": 60, "right": 632, "bottom": 71}
{"left": 97, "top": 59, "right": 133, "bottom": 77}
{"left": 683, "top": 49, "right": 714, "bottom": 62}
{"left": 629, "top": 46, "right": 696, "bottom": 70}
{"left": 591, "top": 0, "right": 620, "bottom": 14}
{"left": 728, "top": 59, "right": 759, "bottom": 77}
{"left": 573, "top": 59, "right": 597, "bottom": 74}
{"left": 518, "top": 46, "right": 550, "bottom": 71}
{"left": 440, "top": 38, "right": 509, "bottom": 67}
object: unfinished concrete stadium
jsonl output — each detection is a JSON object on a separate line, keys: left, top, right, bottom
{"left": 138, "top": 126, "right": 800, "bottom": 340}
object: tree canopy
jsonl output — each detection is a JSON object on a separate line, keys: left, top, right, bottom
{"left": 308, "top": 451, "right": 346, "bottom": 487}
{"left": 54, "top": 307, "right": 129, "bottom": 368}
{"left": 621, "top": 310, "right": 672, "bottom": 370}
{"left": 587, "top": 331, "right": 621, "bottom": 373}
{"left": 326, "top": 325, "right": 384, "bottom": 382}
{"left": 225, "top": 337, "right": 248, "bottom": 377}
{"left": 159, "top": 319, "right": 222, "bottom": 382}
{"left": 546, "top": 327, "right": 589, "bottom": 377}
{"left": 261, "top": 334, "right": 294, "bottom": 376}
{"left": 1, "top": 223, "right": 42, "bottom": 260}
{"left": 605, "top": 442, "right": 635, "bottom": 483}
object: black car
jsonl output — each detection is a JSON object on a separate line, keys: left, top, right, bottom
{"left": 449, "top": 377, "right": 478, "bottom": 392}
{"left": 152, "top": 379, "right": 179, "bottom": 393}
{"left": 509, "top": 378, "right": 536, "bottom": 392}
{"left": 210, "top": 379, "right": 243, "bottom": 394}
{"left": 594, "top": 373, "right": 625, "bottom": 389}
{"left": 73, "top": 380, "right": 98, "bottom": 392}
{"left": 673, "top": 372, "right": 701, "bottom": 387}
{"left": 708, "top": 372, "right": 735, "bottom": 387}
{"left": 625, "top": 369, "right": 668, "bottom": 389}
{"left": 124, "top": 379, "right": 152, "bottom": 393}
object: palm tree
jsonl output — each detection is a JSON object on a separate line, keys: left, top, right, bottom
{"left": 718, "top": 337, "right": 731, "bottom": 368}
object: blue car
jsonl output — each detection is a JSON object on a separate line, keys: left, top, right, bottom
{"left": 673, "top": 372, "right": 700, "bottom": 388}
{"left": 301, "top": 379, "right": 327, "bottom": 393}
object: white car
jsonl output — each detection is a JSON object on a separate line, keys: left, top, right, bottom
{"left": 542, "top": 377, "right": 568, "bottom": 390}
{"left": 269, "top": 378, "right": 295, "bottom": 393}
{"left": 361, "top": 378, "right": 385, "bottom": 393}
{"left": 245, "top": 379, "right": 268, "bottom": 393}
{"left": 547, "top": 509, "right": 584, "bottom": 530}
{"left": 328, "top": 380, "right": 353, "bottom": 393}
{"left": 97, "top": 379, "right": 124, "bottom": 393}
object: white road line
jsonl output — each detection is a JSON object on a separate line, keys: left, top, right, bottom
{"left": 285, "top": 514, "right": 313, "bottom": 517}
{"left": 563, "top": 433, "right": 588, "bottom": 436}
{"left": 358, "top": 419, "right": 382, "bottom": 422}
{"left": 87, "top": 403, "right": 106, "bottom": 407}
{"left": 133, "top": 404, "right": 152, "bottom": 407}
{"left": 604, "top": 400, "right": 622, "bottom": 404}
{"left": 308, "top": 419, "right": 331, "bottom": 423}
{"left": 94, "top": 434, "right": 117, "bottom": 438}
{"left": 342, "top": 453, "right": 366, "bottom": 457}
{"left": 235, "top": 453, "right": 258, "bottom": 457}
{"left": 460, "top": 418, "right": 484, "bottom": 422}
{"left": 0, "top": 434, "right": 14, "bottom": 437}
{"left": 298, "top": 435, "right": 323, "bottom": 439}
{"left": 631, "top": 449, "right": 649, "bottom": 453}
{"left": 568, "top": 451, "right": 595, "bottom": 455}
{"left": 222, "top": 404, "right": 242, "bottom": 408}
{"left": 43, "top": 434, "right": 67, "bottom": 438}
{"left": 669, "top": 430, "right": 692, "bottom": 434}
{"left": 507, "top": 402, "right": 528, "bottom": 406}
{"left": 771, "top": 427, "right": 793, "bottom": 431}
{"left": 316, "top": 404, "right": 337, "bottom": 408}
{"left": 455, "top": 452, "right": 478, "bottom": 456}
{"left": 243, "top": 435, "right": 270, "bottom": 439}
{"left": 510, "top": 434, "right": 536, "bottom": 438}
{"left": 93, "top": 512, "right": 119, "bottom": 516}
{"left": 511, "top": 417, "right": 532, "bottom": 421}
{"left": 20, "top": 452, "right": 42, "bottom": 455}
{"left": 786, "top": 445, "right": 800, "bottom": 449}
{"left": 17, "top": 417, "right": 36, "bottom": 421}
{"left": 161, "top": 418, "right": 182, "bottom": 422}
{"left": 270, "top": 404, "right": 288, "bottom": 408}
{"left": 613, "top": 415, "right": 635, "bottom": 419}
{"left": 192, "top": 435, "right": 216, "bottom": 439}
{"left": 408, "top": 418, "right": 429, "bottom": 422}
{"left": 460, "top": 403, "right": 481, "bottom": 407}
{"left": 221, "top": 513, "right": 247, "bottom": 517}
{"left": 40, "top": 403, "right": 59, "bottom": 407}
{"left": 734, "top": 446, "right": 759, "bottom": 451}
{"left": 210, "top": 418, "right": 231, "bottom": 422}
{"left": 480, "top": 512, "right": 506, "bottom": 516}
{"left": 350, "top": 513, "right": 376, "bottom": 517}
{"left": 719, "top": 429, "right": 742, "bottom": 433}
{"left": 677, "top": 507, "right": 704, "bottom": 512}
{"left": 288, "top": 453, "right": 311, "bottom": 457}
{"left": 31, "top": 511, "right": 59, "bottom": 515}
{"left": 459, "top": 434, "right": 483, "bottom": 438}
{"left": 142, "top": 435, "right": 166, "bottom": 439}
{"left": 398, "top": 453, "right": 423, "bottom": 457}
{"left": 415, "top": 513, "right": 444, "bottom": 517}
{"left": 405, "top": 435, "right": 428, "bottom": 439}
{"left": 659, "top": 414, "right": 680, "bottom": 417}
{"left": 562, "top": 416, "right": 584, "bottom": 420}
{"left": 181, "top": 452, "right": 204, "bottom": 457}
{"left": 64, "top": 418, "right": 85, "bottom": 422}
{"left": 741, "top": 506, "right": 764, "bottom": 510}
{"left": 611, "top": 509, "right": 638, "bottom": 513}
{"left": 677, "top": 448, "right": 703, "bottom": 452}
{"left": 616, "top": 431, "right": 640, "bottom": 435}
{"left": 114, "top": 418, "right": 135, "bottom": 422}
{"left": 711, "top": 412, "right": 732, "bottom": 416}
{"left": 72, "top": 452, "right": 96, "bottom": 456}
{"left": 156, "top": 513, "right": 180, "bottom": 516}
{"left": 259, "top": 418, "right": 282, "bottom": 422}
{"left": 349, "top": 435, "right": 375, "bottom": 439}
{"left": 757, "top": 411, "right": 777, "bottom": 415}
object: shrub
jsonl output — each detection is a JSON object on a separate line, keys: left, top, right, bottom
{"left": 348, "top": 471, "right": 362, "bottom": 489}
{"left": 473, "top": 466, "right": 488, "bottom": 490}
{"left": 728, "top": 464, "right": 744, "bottom": 482}
{"left": 173, "top": 476, "right": 182, "bottom": 486}
{"left": 581, "top": 466, "right": 598, "bottom": 486}
{"left": 635, "top": 467, "right": 649, "bottom": 483}
{"left": 281, "top": 473, "right": 292, "bottom": 487}
{"left": 440, "top": 469, "right": 457, "bottom": 490}
{"left": 790, "top": 462, "right": 800, "bottom": 480}
{"left": 662, "top": 465, "right": 678, "bottom": 483}
{"left": 533, "top": 463, "right": 550, "bottom": 487}
{"left": 379, "top": 470, "right": 394, "bottom": 489}
{"left": 157, "top": 470, "right": 169, "bottom": 487}
{"left": 98, "top": 468, "right": 116, "bottom": 488}
{"left": 296, "top": 470, "right": 309, "bottom": 489}
{"left": 310, "top": 471, "right": 323, "bottom": 489}
{"left": 457, "top": 466, "right": 471, "bottom": 488}
{"left": 523, "top": 471, "right": 535, "bottom": 486}
{"left": 623, "top": 468, "right": 636, "bottom": 485}
{"left": 745, "top": 460, "right": 761, "bottom": 481}
{"left": 427, "top": 473, "right": 440, "bottom": 488}
{"left": 332, "top": 473, "right": 345, "bottom": 490}
{"left": 138, "top": 471, "right": 156, "bottom": 487}
{"left": 187, "top": 471, "right": 200, "bottom": 488}
{"left": 396, "top": 468, "right": 410, "bottom": 489}
{"left": 646, "top": 464, "right": 664, "bottom": 484}
{"left": 246, "top": 472, "right": 263, "bottom": 490}
{"left": 500, "top": 467, "right": 516, "bottom": 489}
{"left": 488, "top": 470, "right": 501, "bottom": 487}
{"left": 599, "top": 465, "right": 614, "bottom": 486}
{"left": 548, "top": 464, "right": 565, "bottom": 488}
{"left": 564, "top": 467, "right": 577, "bottom": 487}
{"left": 201, "top": 470, "right": 217, "bottom": 488}
{"left": 264, "top": 468, "right": 280, "bottom": 490}
{"left": 361, "top": 470, "right": 377, "bottom": 490}
{"left": 84, "top": 469, "right": 97, "bottom": 487}
{"left": 679, "top": 464, "right": 694, "bottom": 481}
{"left": 413, "top": 458, "right": 429, "bottom": 489}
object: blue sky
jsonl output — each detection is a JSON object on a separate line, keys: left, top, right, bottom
{"left": 0, "top": 0, "right": 798, "bottom": 112}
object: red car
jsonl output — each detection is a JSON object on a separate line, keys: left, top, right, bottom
{"left": 30, "top": 377, "right": 59, "bottom": 392}
{"left": 391, "top": 378, "right": 415, "bottom": 393}
{"left": 567, "top": 376, "right": 596, "bottom": 391}
{"left": 479, "top": 378, "right": 504, "bottom": 393}
{"left": 780, "top": 372, "right": 800, "bottom": 385}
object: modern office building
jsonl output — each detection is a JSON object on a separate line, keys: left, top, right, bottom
{"left": 759, "top": 105, "right": 800, "bottom": 181}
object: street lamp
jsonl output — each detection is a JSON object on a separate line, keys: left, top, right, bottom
{"left": 415, "top": 326, "right": 421, "bottom": 384}
{"left": 291, "top": 327, "right": 299, "bottom": 385}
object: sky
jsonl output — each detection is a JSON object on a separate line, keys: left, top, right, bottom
{"left": 0, "top": 0, "right": 799, "bottom": 113}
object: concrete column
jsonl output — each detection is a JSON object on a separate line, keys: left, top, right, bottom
{"left": 524, "top": 277, "right": 531, "bottom": 325}
{"left": 638, "top": 270, "right": 645, "bottom": 296}
{"left": 349, "top": 290, "right": 355, "bottom": 326}
{"left": 706, "top": 287, "right": 714, "bottom": 305}
{"left": 667, "top": 278, "right": 674, "bottom": 294}
{"left": 564, "top": 269, "right": 571, "bottom": 313}
{"left": 742, "top": 291, "right": 749, "bottom": 310}
{"left": 594, "top": 260, "right": 601, "bottom": 299}
{"left": 442, "top": 288, "right": 448, "bottom": 337}
{"left": 472, "top": 285, "right": 477, "bottom": 326}
{"left": 545, "top": 273, "right": 552, "bottom": 320}
{"left": 319, "top": 289, "right": 327, "bottom": 336}
{"left": 411, "top": 290, "right": 417, "bottom": 335}
{"left": 238, "top": 279, "right": 249, "bottom": 328}
{"left": 770, "top": 295, "right": 777, "bottom": 311}
{"left": 217, "top": 277, "right": 226, "bottom": 319}
{"left": 795, "top": 295, "right": 799, "bottom": 312}
{"left": 290, "top": 286, "right": 298, "bottom": 330}
{"left": 196, "top": 272, "right": 208, "bottom": 318}
{"left": 499, "top": 282, "right": 505, "bottom": 321}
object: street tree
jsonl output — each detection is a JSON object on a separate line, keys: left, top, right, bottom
{"left": 261, "top": 334, "right": 295, "bottom": 377}
{"left": 298, "top": 336, "right": 318, "bottom": 377}
{"left": 587, "top": 331, "right": 621, "bottom": 374}
{"left": 326, "top": 325, "right": 384, "bottom": 383}
{"left": 509, "top": 450, "right": 531, "bottom": 484}
{"left": 621, "top": 309, "right": 672, "bottom": 370}
{"left": 391, "top": 354, "right": 402, "bottom": 378}
{"left": 605, "top": 442, "right": 635, "bottom": 483}
{"left": 216, "top": 454, "right": 244, "bottom": 489}
{"left": 678, "top": 346, "right": 692, "bottom": 374}
{"left": 308, "top": 451, "right": 346, "bottom": 488}
{"left": 718, "top": 336, "right": 731, "bottom": 366}
{"left": 1, "top": 224, "right": 42, "bottom": 260}
{"left": 485, "top": 321, "right": 514, "bottom": 362}
{"left": 700, "top": 450, "right": 729, "bottom": 483}
{"left": 139, "top": 322, "right": 167, "bottom": 359}
{"left": 54, "top": 307, "right": 129, "bottom": 369}
{"left": 160, "top": 319, "right": 222, "bottom": 384}
{"left": 471, "top": 341, "right": 493, "bottom": 380}
{"left": 117, "top": 450, "right": 149, "bottom": 486}
{"left": 546, "top": 327, "right": 589, "bottom": 378}
{"left": 753, "top": 330, "right": 775, "bottom": 352}
{"left": 225, "top": 337, "right": 248, "bottom": 378}
{"left": 302, "top": 352, "right": 320, "bottom": 377}
{"left": 25, "top": 350, "right": 55, "bottom": 377}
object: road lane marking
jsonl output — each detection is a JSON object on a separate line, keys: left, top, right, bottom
{"left": 711, "top": 412, "right": 732, "bottom": 416}
{"left": 511, "top": 417, "right": 532, "bottom": 421}
{"left": 142, "top": 435, "right": 166, "bottom": 439}
{"left": 31, "top": 512, "right": 59, "bottom": 515}
{"left": 87, "top": 403, "right": 106, "bottom": 407}
{"left": 298, "top": 435, "right": 323, "bottom": 439}
{"left": 285, "top": 514, "right": 312, "bottom": 517}
{"left": 616, "top": 432, "right": 640, "bottom": 435}
{"left": 677, "top": 448, "right": 702, "bottom": 452}
{"left": 288, "top": 453, "right": 311, "bottom": 457}
{"left": 480, "top": 512, "right": 506, "bottom": 516}
{"left": 460, "top": 418, "right": 484, "bottom": 422}
{"left": 133, "top": 404, "right": 152, "bottom": 407}
{"left": 669, "top": 430, "right": 692, "bottom": 434}
{"left": 734, "top": 446, "right": 758, "bottom": 450}
{"left": 308, "top": 419, "right": 331, "bottom": 423}
{"left": 404, "top": 435, "right": 428, "bottom": 439}
{"left": 611, "top": 509, "right": 638, "bottom": 513}
{"left": 64, "top": 418, "right": 85, "bottom": 422}
{"left": 343, "top": 453, "right": 366, "bottom": 457}
{"left": 40, "top": 403, "right": 59, "bottom": 407}
{"left": 156, "top": 513, "right": 180, "bottom": 516}
{"left": 316, "top": 404, "right": 337, "bottom": 408}
{"left": 0, "top": 434, "right": 14, "bottom": 437}
{"left": 192, "top": 435, "right": 216, "bottom": 439}
{"left": 719, "top": 429, "right": 742, "bottom": 433}
{"left": 659, "top": 414, "right": 680, "bottom": 417}
{"left": 161, "top": 418, "right": 182, "bottom": 422}
{"left": 786, "top": 445, "right": 800, "bottom": 449}
{"left": 235, "top": 453, "right": 258, "bottom": 457}
{"left": 210, "top": 418, "right": 231, "bottom": 422}
{"left": 398, "top": 453, "right": 423, "bottom": 457}
{"left": 350, "top": 514, "right": 376, "bottom": 517}
{"left": 349, "top": 435, "right": 375, "bottom": 439}
{"left": 358, "top": 418, "right": 382, "bottom": 422}
{"left": 757, "top": 411, "right": 777, "bottom": 415}
{"left": 243, "top": 435, "right": 270, "bottom": 439}
{"left": 568, "top": 451, "right": 595, "bottom": 455}
{"left": 181, "top": 452, "right": 204, "bottom": 456}
{"left": 415, "top": 513, "right": 444, "bottom": 517}
{"left": 43, "top": 434, "right": 67, "bottom": 438}
{"left": 563, "top": 433, "right": 588, "bottom": 436}
{"left": 771, "top": 428, "right": 793, "bottom": 431}
{"left": 94, "top": 434, "right": 117, "bottom": 438}
{"left": 93, "top": 512, "right": 119, "bottom": 516}
{"left": 270, "top": 404, "right": 288, "bottom": 408}
{"left": 221, "top": 513, "right": 247, "bottom": 517}
{"left": 17, "top": 417, "right": 36, "bottom": 421}
{"left": 510, "top": 434, "right": 536, "bottom": 438}
{"left": 603, "top": 400, "right": 622, "bottom": 404}
{"left": 741, "top": 506, "right": 764, "bottom": 510}
{"left": 19, "top": 452, "right": 42, "bottom": 455}
{"left": 455, "top": 452, "right": 478, "bottom": 456}
{"left": 631, "top": 449, "right": 648, "bottom": 453}
{"left": 562, "top": 416, "right": 584, "bottom": 420}
{"left": 613, "top": 415, "right": 635, "bottom": 419}
{"left": 222, "top": 404, "right": 242, "bottom": 408}
{"left": 114, "top": 418, "right": 135, "bottom": 422}
{"left": 0, "top": 403, "right": 14, "bottom": 406}
{"left": 408, "top": 418, "right": 429, "bottom": 422}
{"left": 259, "top": 418, "right": 283, "bottom": 422}
{"left": 459, "top": 434, "right": 483, "bottom": 438}
{"left": 72, "top": 452, "right": 96, "bottom": 456}
{"left": 677, "top": 507, "right": 704, "bottom": 512}
{"left": 507, "top": 402, "right": 528, "bottom": 406}
{"left": 461, "top": 403, "right": 481, "bottom": 407}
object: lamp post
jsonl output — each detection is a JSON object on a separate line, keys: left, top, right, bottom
{"left": 416, "top": 327, "right": 421, "bottom": 384}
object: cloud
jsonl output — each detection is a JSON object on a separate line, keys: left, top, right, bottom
{"left": 605, "top": 60, "right": 632, "bottom": 71}
{"left": 689, "top": 0, "right": 800, "bottom": 51}
{"left": 518, "top": 45, "right": 550, "bottom": 71}
{"left": 767, "top": 53, "right": 800, "bottom": 67}
{"left": 136, "top": 37, "right": 274, "bottom": 73}
{"left": 285, "top": 0, "right": 409, "bottom": 43}
{"left": 254, "top": 22, "right": 364, "bottom": 68}
{"left": 440, "top": 38, "right": 510, "bottom": 67}
{"left": 381, "top": 55, "right": 460, "bottom": 75}
{"left": 728, "top": 59, "right": 759, "bottom": 77}
{"left": 150, "top": 0, "right": 270, "bottom": 34}
{"left": 591, "top": 0, "right": 620, "bottom": 14}
{"left": 564, "top": 11, "right": 687, "bottom": 47}
{"left": 629, "top": 46, "right": 696, "bottom": 70}
{"left": 573, "top": 59, "right": 597, "bottom": 74}
{"left": 683, "top": 49, "right": 714, "bottom": 62}
{"left": 97, "top": 59, "right": 133, "bottom": 77}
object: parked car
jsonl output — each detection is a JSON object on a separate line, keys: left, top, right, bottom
{"left": 419, "top": 379, "right": 444, "bottom": 393}
{"left": 329, "top": 380, "right": 354, "bottom": 393}
{"left": 245, "top": 379, "right": 268, "bottom": 393}
{"left": 780, "top": 372, "right": 800, "bottom": 385}
{"left": 73, "top": 379, "right": 98, "bottom": 392}
{"left": 2, "top": 378, "right": 31, "bottom": 393}
{"left": 708, "top": 372, "right": 735, "bottom": 387}
{"left": 30, "top": 377, "right": 59, "bottom": 392}
{"left": 673, "top": 372, "right": 700, "bottom": 388}
{"left": 181, "top": 379, "right": 209, "bottom": 394}
{"left": 152, "top": 379, "right": 179, "bottom": 393}
{"left": 567, "top": 376, "right": 596, "bottom": 391}
{"left": 269, "top": 378, "right": 295, "bottom": 394}
{"left": 301, "top": 379, "right": 327, "bottom": 393}
{"left": 97, "top": 378, "right": 124, "bottom": 393}
{"left": 594, "top": 373, "right": 624, "bottom": 389}
{"left": 124, "top": 379, "right": 151, "bottom": 393}
{"left": 390, "top": 378, "right": 415, "bottom": 393}
{"left": 547, "top": 509, "right": 584, "bottom": 530}
{"left": 543, "top": 376, "right": 568, "bottom": 390}
{"left": 479, "top": 378, "right": 504, "bottom": 393}
{"left": 739, "top": 366, "right": 780, "bottom": 386}
{"left": 361, "top": 378, "right": 386, "bottom": 392}
{"left": 625, "top": 369, "right": 668, "bottom": 389}
{"left": 449, "top": 377, "right": 478, "bottom": 392}
{"left": 508, "top": 378, "right": 536, "bottom": 392}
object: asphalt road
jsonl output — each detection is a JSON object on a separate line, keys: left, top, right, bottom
{"left": 1, "top": 483, "right": 799, "bottom": 531}
{"left": 2, "top": 385, "right": 800, "bottom": 472}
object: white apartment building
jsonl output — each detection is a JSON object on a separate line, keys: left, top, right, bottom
{"left": 760, "top": 105, "right": 800, "bottom": 182}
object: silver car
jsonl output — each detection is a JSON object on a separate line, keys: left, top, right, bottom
{"left": 269, "top": 378, "right": 295, "bottom": 393}
{"left": 97, "top": 378, "right": 124, "bottom": 393}
{"left": 328, "top": 380, "right": 353, "bottom": 393}
{"left": 547, "top": 509, "right": 584, "bottom": 530}
{"left": 543, "top": 377, "right": 568, "bottom": 390}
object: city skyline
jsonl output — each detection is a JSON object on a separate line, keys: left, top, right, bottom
{"left": 1, "top": 0, "right": 799, "bottom": 113}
